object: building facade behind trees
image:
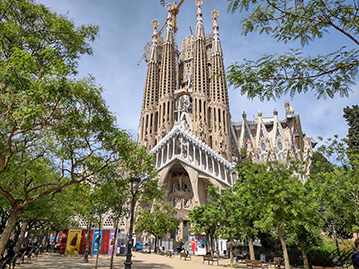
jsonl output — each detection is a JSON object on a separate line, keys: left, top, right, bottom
{"left": 137, "top": 0, "right": 315, "bottom": 242}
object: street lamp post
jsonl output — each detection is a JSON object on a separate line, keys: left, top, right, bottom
{"left": 124, "top": 176, "right": 141, "bottom": 269}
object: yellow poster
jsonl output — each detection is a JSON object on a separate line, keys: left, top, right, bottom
{"left": 66, "top": 229, "right": 81, "bottom": 255}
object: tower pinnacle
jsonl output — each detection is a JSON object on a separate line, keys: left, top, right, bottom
{"left": 211, "top": 10, "right": 222, "bottom": 53}
{"left": 149, "top": 20, "right": 159, "bottom": 63}
{"left": 164, "top": 3, "right": 174, "bottom": 42}
{"left": 196, "top": 0, "right": 203, "bottom": 22}
{"left": 195, "top": 0, "right": 204, "bottom": 37}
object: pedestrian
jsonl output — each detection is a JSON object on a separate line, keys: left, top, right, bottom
{"left": 352, "top": 238, "right": 359, "bottom": 269}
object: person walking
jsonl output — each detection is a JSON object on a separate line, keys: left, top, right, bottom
{"left": 352, "top": 238, "right": 359, "bottom": 269}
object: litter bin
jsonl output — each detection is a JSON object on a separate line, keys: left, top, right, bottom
{"left": 260, "top": 254, "right": 266, "bottom": 262}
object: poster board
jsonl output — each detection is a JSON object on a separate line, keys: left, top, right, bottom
{"left": 65, "top": 229, "right": 82, "bottom": 255}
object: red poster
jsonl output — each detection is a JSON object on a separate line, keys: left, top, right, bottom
{"left": 80, "top": 230, "right": 94, "bottom": 254}
{"left": 100, "top": 230, "right": 110, "bottom": 254}
{"left": 59, "top": 229, "right": 68, "bottom": 254}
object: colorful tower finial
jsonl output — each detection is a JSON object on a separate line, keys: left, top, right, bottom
{"left": 152, "top": 19, "right": 159, "bottom": 40}
{"left": 211, "top": 10, "right": 221, "bottom": 53}
{"left": 164, "top": 3, "right": 174, "bottom": 42}
{"left": 166, "top": 3, "right": 173, "bottom": 25}
{"left": 211, "top": 10, "right": 219, "bottom": 32}
{"left": 196, "top": 0, "right": 203, "bottom": 22}
{"left": 149, "top": 20, "right": 159, "bottom": 62}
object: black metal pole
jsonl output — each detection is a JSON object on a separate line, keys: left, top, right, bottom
{"left": 124, "top": 181, "right": 137, "bottom": 269}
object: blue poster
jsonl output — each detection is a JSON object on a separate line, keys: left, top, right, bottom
{"left": 92, "top": 229, "right": 102, "bottom": 254}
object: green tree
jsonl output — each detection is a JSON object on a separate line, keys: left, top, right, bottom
{"left": 240, "top": 161, "right": 310, "bottom": 269}
{"left": 343, "top": 105, "right": 359, "bottom": 167}
{"left": 0, "top": 0, "right": 132, "bottom": 255}
{"left": 135, "top": 201, "right": 178, "bottom": 254}
{"left": 188, "top": 203, "right": 220, "bottom": 257}
{"left": 226, "top": 0, "right": 359, "bottom": 100}
{"left": 234, "top": 160, "right": 267, "bottom": 261}
{"left": 207, "top": 184, "right": 237, "bottom": 267}
{"left": 93, "top": 143, "right": 161, "bottom": 269}
{"left": 311, "top": 137, "right": 359, "bottom": 236}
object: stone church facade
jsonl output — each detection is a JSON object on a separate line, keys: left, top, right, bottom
{"left": 137, "top": 1, "right": 314, "bottom": 240}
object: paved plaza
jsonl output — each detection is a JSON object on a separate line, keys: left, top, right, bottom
{"left": 16, "top": 252, "right": 244, "bottom": 268}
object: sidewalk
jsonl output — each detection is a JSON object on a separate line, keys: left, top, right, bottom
{"left": 17, "top": 252, "right": 240, "bottom": 268}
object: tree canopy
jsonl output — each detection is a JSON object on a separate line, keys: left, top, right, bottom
{"left": 0, "top": 0, "right": 133, "bottom": 255}
{"left": 226, "top": 0, "right": 359, "bottom": 100}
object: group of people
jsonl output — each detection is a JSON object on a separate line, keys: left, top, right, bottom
{"left": 0, "top": 241, "right": 40, "bottom": 268}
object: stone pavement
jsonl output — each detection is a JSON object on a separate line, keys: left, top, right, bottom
{"left": 16, "top": 252, "right": 243, "bottom": 268}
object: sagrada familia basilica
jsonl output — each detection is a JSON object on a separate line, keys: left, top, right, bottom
{"left": 137, "top": 0, "right": 315, "bottom": 240}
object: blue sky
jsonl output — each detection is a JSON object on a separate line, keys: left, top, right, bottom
{"left": 37, "top": 0, "right": 359, "bottom": 145}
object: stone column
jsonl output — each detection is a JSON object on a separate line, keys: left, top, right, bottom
{"left": 161, "top": 147, "right": 164, "bottom": 166}
{"left": 193, "top": 144, "right": 196, "bottom": 165}
{"left": 205, "top": 154, "right": 209, "bottom": 172}
{"left": 167, "top": 142, "right": 170, "bottom": 161}
{"left": 172, "top": 136, "right": 176, "bottom": 156}
{"left": 179, "top": 219, "right": 184, "bottom": 240}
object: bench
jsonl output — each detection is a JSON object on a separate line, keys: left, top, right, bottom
{"left": 34, "top": 248, "right": 40, "bottom": 257}
{"left": 203, "top": 254, "right": 219, "bottom": 265}
{"left": 312, "top": 265, "right": 339, "bottom": 269}
{"left": 180, "top": 251, "right": 191, "bottom": 260}
{"left": 246, "top": 259, "right": 268, "bottom": 269}
{"left": 20, "top": 251, "right": 27, "bottom": 264}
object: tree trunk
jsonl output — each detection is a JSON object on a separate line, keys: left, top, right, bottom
{"left": 110, "top": 214, "right": 120, "bottom": 269}
{"left": 95, "top": 218, "right": 102, "bottom": 269}
{"left": 205, "top": 234, "right": 210, "bottom": 254}
{"left": 83, "top": 221, "right": 92, "bottom": 262}
{"left": 154, "top": 237, "right": 157, "bottom": 254}
{"left": 278, "top": 226, "right": 290, "bottom": 269}
{"left": 14, "top": 220, "right": 28, "bottom": 255}
{"left": 229, "top": 230, "right": 234, "bottom": 267}
{"left": 299, "top": 239, "right": 309, "bottom": 269}
{"left": 210, "top": 232, "right": 214, "bottom": 256}
{"left": 247, "top": 232, "right": 255, "bottom": 260}
{"left": 0, "top": 206, "right": 20, "bottom": 256}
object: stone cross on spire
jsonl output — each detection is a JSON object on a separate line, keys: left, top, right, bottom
{"left": 196, "top": 0, "right": 203, "bottom": 22}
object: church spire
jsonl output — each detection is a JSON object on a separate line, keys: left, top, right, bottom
{"left": 164, "top": 3, "right": 174, "bottom": 43}
{"left": 157, "top": 3, "right": 177, "bottom": 139}
{"left": 208, "top": 10, "right": 232, "bottom": 161}
{"left": 195, "top": 0, "right": 205, "bottom": 37}
{"left": 149, "top": 19, "right": 159, "bottom": 63}
{"left": 138, "top": 20, "right": 160, "bottom": 150}
{"left": 192, "top": 0, "right": 209, "bottom": 143}
{"left": 211, "top": 10, "right": 222, "bottom": 54}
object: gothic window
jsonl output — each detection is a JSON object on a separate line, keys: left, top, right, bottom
{"left": 261, "top": 143, "right": 266, "bottom": 151}
{"left": 277, "top": 141, "right": 283, "bottom": 151}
